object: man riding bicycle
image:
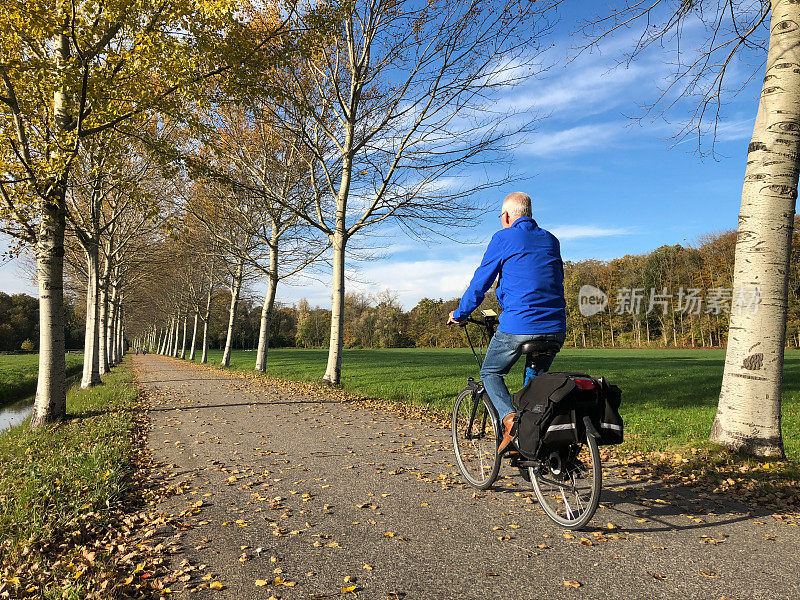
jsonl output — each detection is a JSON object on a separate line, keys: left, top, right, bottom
{"left": 447, "top": 192, "right": 567, "bottom": 454}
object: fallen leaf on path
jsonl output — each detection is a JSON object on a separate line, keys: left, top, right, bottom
{"left": 564, "top": 580, "right": 582, "bottom": 588}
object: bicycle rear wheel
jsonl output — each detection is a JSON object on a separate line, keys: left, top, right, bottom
{"left": 529, "top": 432, "right": 601, "bottom": 529}
{"left": 452, "top": 387, "right": 501, "bottom": 490}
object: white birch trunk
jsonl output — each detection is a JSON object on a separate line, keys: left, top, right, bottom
{"left": 255, "top": 277, "right": 278, "bottom": 372}
{"left": 31, "top": 16, "right": 70, "bottom": 427}
{"left": 221, "top": 260, "right": 243, "bottom": 367}
{"left": 171, "top": 314, "right": 181, "bottom": 357}
{"left": 323, "top": 230, "right": 347, "bottom": 384}
{"left": 99, "top": 285, "right": 109, "bottom": 374}
{"left": 80, "top": 244, "right": 102, "bottom": 388}
{"left": 107, "top": 291, "right": 117, "bottom": 366}
{"left": 116, "top": 304, "right": 124, "bottom": 359}
{"left": 255, "top": 232, "right": 279, "bottom": 372}
{"left": 166, "top": 317, "right": 174, "bottom": 355}
{"left": 711, "top": 0, "right": 800, "bottom": 457}
{"left": 202, "top": 288, "right": 212, "bottom": 364}
{"left": 30, "top": 199, "right": 68, "bottom": 427}
{"left": 189, "top": 307, "right": 199, "bottom": 361}
{"left": 180, "top": 313, "right": 188, "bottom": 359}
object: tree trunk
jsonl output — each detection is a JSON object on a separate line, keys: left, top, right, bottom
{"left": 171, "top": 314, "right": 181, "bottom": 357}
{"left": 180, "top": 313, "right": 188, "bottom": 359}
{"left": 255, "top": 276, "right": 278, "bottom": 372}
{"left": 256, "top": 236, "right": 279, "bottom": 372}
{"left": 166, "top": 317, "right": 173, "bottom": 355}
{"left": 31, "top": 11, "right": 70, "bottom": 428}
{"left": 116, "top": 303, "right": 124, "bottom": 359}
{"left": 711, "top": 0, "right": 800, "bottom": 457}
{"left": 189, "top": 306, "right": 199, "bottom": 361}
{"left": 609, "top": 315, "right": 615, "bottom": 347}
{"left": 164, "top": 323, "right": 170, "bottom": 354}
{"left": 31, "top": 197, "right": 68, "bottom": 427}
{"left": 107, "top": 291, "right": 118, "bottom": 366}
{"left": 202, "top": 288, "right": 212, "bottom": 364}
{"left": 323, "top": 231, "right": 347, "bottom": 384}
{"left": 99, "top": 278, "right": 110, "bottom": 374}
{"left": 81, "top": 244, "right": 102, "bottom": 388}
{"left": 222, "top": 259, "right": 243, "bottom": 367}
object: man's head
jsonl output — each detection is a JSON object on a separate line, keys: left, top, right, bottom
{"left": 500, "top": 192, "right": 532, "bottom": 228}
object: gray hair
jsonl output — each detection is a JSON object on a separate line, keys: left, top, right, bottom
{"left": 502, "top": 192, "right": 532, "bottom": 220}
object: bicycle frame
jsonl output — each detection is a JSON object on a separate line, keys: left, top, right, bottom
{"left": 462, "top": 376, "right": 501, "bottom": 445}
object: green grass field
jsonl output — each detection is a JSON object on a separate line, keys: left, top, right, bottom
{"left": 191, "top": 347, "right": 800, "bottom": 461}
{"left": 0, "top": 353, "right": 83, "bottom": 405}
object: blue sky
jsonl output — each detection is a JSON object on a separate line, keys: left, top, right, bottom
{"left": 0, "top": 5, "right": 765, "bottom": 310}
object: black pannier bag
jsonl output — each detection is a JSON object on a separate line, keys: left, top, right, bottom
{"left": 512, "top": 372, "right": 623, "bottom": 460}
{"left": 594, "top": 376, "right": 624, "bottom": 446}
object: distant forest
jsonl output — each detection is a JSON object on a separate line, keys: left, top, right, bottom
{"left": 0, "top": 293, "right": 83, "bottom": 352}
{"left": 7, "top": 224, "right": 800, "bottom": 352}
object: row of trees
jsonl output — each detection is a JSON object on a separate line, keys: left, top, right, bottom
{"left": 0, "top": 0, "right": 546, "bottom": 427}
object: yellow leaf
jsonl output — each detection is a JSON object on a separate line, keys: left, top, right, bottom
{"left": 564, "top": 580, "right": 582, "bottom": 588}
{"left": 255, "top": 579, "right": 268, "bottom": 587}
{"left": 209, "top": 581, "right": 224, "bottom": 589}
{"left": 342, "top": 585, "right": 357, "bottom": 593}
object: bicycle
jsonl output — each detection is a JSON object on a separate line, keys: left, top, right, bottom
{"left": 451, "top": 311, "right": 602, "bottom": 529}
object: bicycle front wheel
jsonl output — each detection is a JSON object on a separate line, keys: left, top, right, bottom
{"left": 452, "top": 387, "right": 501, "bottom": 490}
{"left": 529, "top": 432, "right": 602, "bottom": 529}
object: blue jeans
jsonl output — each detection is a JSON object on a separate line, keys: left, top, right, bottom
{"left": 480, "top": 330, "right": 567, "bottom": 419}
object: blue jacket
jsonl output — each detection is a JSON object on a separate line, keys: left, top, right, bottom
{"left": 453, "top": 217, "right": 567, "bottom": 334}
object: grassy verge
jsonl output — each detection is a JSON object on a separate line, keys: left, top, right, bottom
{"left": 0, "top": 353, "right": 84, "bottom": 405}
{"left": 0, "top": 359, "right": 139, "bottom": 599}
{"left": 189, "top": 347, "right": 800, "bottom": 462}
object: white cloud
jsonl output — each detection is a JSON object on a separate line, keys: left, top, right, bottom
{"left": 549, "top": 224, "right": 634, "bottom": 240}
{"left": 503, "top": 60, "right": 652, "bottom": 117}
{"left": 518, "top": 122, "right": 623, "bottom": 157}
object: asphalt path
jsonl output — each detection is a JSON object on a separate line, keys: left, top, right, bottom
{"left": 133, "top": 354, "right": 799, "bottom": 600}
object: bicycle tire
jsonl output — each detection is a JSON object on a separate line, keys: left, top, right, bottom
{"left": 529, "top": 431, "right": 602, "bottom": 529}
{"left": 452, "top": 387, "right": 501, "bottom": 490}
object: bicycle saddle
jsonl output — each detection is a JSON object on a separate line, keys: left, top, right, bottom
{"left": 519, "top": 340, "right": 561, "bottom": 355}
